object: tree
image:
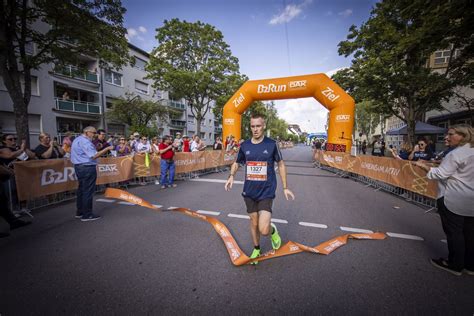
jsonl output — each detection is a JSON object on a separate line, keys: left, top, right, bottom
{"left": 0, "top": 0, "right": 132, "bottom": 145}
{"left": 354, "top": 100, "right": 381, "bottom": 139}
{"left": 107, "top": 93, "right": 176, "bottom": 137}
{"left": 147, "top": 19, "right": 241, "bottom": 135}
{"left": 337, "top": 0, "right": 473, "bottom": 145}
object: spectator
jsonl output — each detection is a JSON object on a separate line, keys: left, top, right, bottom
{"left": 0, "top": 134, "right": 33, "bottom": 231}
{"left": 92, "top": 129, "right": 111, "bottom": 155}
{"left": 226, "top": 135, "right": 236, "bottom": 152}
{"left": 213, "top": 136, "right": 223, "bottom": 150}
{"left": 151, "top": 136, "right": 161, "bottom": 155}
{"left": 136, "top": 136, "right": 151, "bottom": 153}
{"left": 130, "top": 132, "right": 141, "bottom": 152}
{"left": 389, "top": 142, "right": 412, "bottom": 160}
{"left": 361, "top": 140, "right": 367, "bottom": 155}
{"left": 115, "top": 136, "right": 131, "bottom": 157}
{"left": 62, "top": 91, "right": 70, "bottom": 100}
{"left": 371, "top": 138, "right": 383, "bottom": 156}
{"left": 34, "top": 133, "right": 65, "bottom": 159}
{"left": 409, "top": 137, "right": 433, "bottom": 161}
{"left": 158, "top": 135, "right": 177, "bottom": 189}
{"left": 71, "top": 126, "right": 114, "bottom": 221}
{"left": 62, "top": 132, "right": 73, "bottom": 157}
{"left": 415, "top": 124, "right": 474, "bottom": 276}
{"left": 191, "top": 136, "right": 200, "bottom": 152}
{"left": 182, "top": 135, "right": 191, "bottom": 152}
{"left": 173, "top": 132, "right": 183, "bottom": 152}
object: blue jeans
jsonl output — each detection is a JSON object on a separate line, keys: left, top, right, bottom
{"left": 74, "top": 164, "right": 97, "bottom": 217}
{"left": 160, "top": 160, "right": 175, "bottom": 186}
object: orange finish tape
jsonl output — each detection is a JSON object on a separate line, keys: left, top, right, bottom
{"left": 105, "top": 188, "right": 386, "bottom": 266}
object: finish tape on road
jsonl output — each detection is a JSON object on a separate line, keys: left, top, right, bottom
{"left": 105, "top": 188, "right": 386, "bottom": 266}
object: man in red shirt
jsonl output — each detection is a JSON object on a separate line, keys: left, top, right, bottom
{"left": 182, "top": 135, "right": 191, "bottom": 152}
{"left": 158, "top": 135, "right": 177, "bottom": 189}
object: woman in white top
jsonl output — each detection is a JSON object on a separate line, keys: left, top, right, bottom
{"left": 136, "top": 136, "right": 151, "bottom": 153}
{"left": 416, "top": 124, "right": 474, "bottom": 276}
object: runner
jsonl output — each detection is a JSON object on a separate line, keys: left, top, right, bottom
{"left": 225, "top": 114, "right": 295, "bottom": 264}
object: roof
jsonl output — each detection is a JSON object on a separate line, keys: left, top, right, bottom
{"left": 386, "top": 121, "right": 447, "bottom": 135}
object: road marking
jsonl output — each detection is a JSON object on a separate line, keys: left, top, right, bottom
{"left": 228, "top": 213, "right": 250, "bottom": 220}
{"left": 96, "top": 199, "right": 115, "bottom": 203}
{"left": 168, "top": 206, "right": 178, "bottom": 210}
{"left": 271, "top": 218, "right": 288, "bottom": 224}
{"left": 387, "top": 232, "right": 424, "bottom": 241}
{"left": 118, "top": 201, "right": 135, "bottom": 205}
{"left": 152, "top": 204, "right": 163, "bottom": 208}
{"left": 340, "top": 226, "right": 374, "bottom": 234}
{"left": 299, "top": 222, "right": 328, "bottom": 229}
{"left": 197, "top": 210, "right": 221, "bottom": 216}
{"left": 190, "top": 178, "right": 244, "bottom": 184}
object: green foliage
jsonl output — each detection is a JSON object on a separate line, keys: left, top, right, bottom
{"left": 354, "top": 101, "right": 381, "bottom": 138}
{"left": 107, "top": 93, "right": 173, "bottom": 137}
{"left": 336, "top": 0, "right": 473, "bottom": 144}
{"left": 0, "top": 0, "right": 131, "bottom": 145}
{"left": 147, "top": 19, "right": 241, "bottom": 134}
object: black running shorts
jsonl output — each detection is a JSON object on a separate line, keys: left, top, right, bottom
{"left": 244, "top": 197, "right": 273, "bottom": 213}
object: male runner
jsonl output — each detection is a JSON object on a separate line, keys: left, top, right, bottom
{"left": 225, "top": 114, "right": 295, "bottom": 264}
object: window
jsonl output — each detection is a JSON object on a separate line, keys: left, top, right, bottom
{"left": 209, "top": 119, "right": 212, "bottom": 125}
{"left": 134, "top": 57, "right": 147, "bottom": 71}
{"left": 104, "top": 70, "right": 122, "bottom": 86}
{"left": 433, "top": 48, "right": 460, "bottom": 65}
{"left": 200, "top": 132, "right": 205, "bottom": 140}
{"left": 187, "top": 115, "right": 195, "bottom": 124}
{"left": 0, "top": 75, "right": 38, "bottom": 95}
{"left": 135, "top": 80, "right": 149, "bottom": 94}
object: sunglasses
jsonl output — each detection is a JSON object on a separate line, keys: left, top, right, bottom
{"left": 418, "top": 143, "right": 425, "bottom": 146}
{"left": 141, "top": 138, "right": 147, "bottom": 140}
{"left": 6, "top": 137, "right": 17, "bottom": 141}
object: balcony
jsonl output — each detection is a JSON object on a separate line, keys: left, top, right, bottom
{"left": 161, "top": 99, "right": 186, "bottom": 110}
{"left": 170, "top": 120, "right": 186, "bottom": 128}
{"left": 54, "top": 65, "right": 99, "bottom": 83}
{"left": 55, "top": 98, "right": 101, "bottom": 115}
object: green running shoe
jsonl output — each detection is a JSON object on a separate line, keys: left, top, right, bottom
{"left": 271, "top": 223, "right": 281, "bottom": 250}
{"left": 249, "top": 248, "right": 261, "bottom": 265}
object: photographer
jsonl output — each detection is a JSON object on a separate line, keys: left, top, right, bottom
{"left": 34, "top": 133, "right": 65, "bottom": 159}
{"left": 158, "top": 135, "right": 178, "bottom": 189}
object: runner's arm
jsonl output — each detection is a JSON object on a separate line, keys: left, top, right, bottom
{"left": 224, "top": 162, "right": 239, "bottom": 191}
{"left": 277, "top": 160, "right": 295, "bottom": 200}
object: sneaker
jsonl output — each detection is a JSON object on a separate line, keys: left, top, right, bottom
{"left": 75, "top": 212, "right": 83, "bottom": 219}
{"left": 161, "top": 185, "right": 167, "bottom": 189}
{"left": 249, "top": 248, "right": 261, "bottom": 265}
{"left": 464, "top": 269, "right": 474, "bottom": 276}
{"left": 169, "top": 184, "right": 178, "bottom": 188}
{"left": 154, "top": 180, "right": 160, "bottom": 185}
{"left": 81, "top": 214, "right": 101, "bottom": 222}
{"left": 430, "top": 258, "right": 462, "bottom": 276}
{"left": 271, "top": 223, "right": 281, "bottom": 250}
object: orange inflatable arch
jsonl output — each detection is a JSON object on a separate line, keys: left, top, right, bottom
{"left": 222, "top": 73, "right": 355, "bottom": 153}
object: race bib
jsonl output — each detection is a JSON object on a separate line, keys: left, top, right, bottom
{"left": 246, "top": 161, "right": 267, "bottom": 181}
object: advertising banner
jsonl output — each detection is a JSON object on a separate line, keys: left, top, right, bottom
{"left": 317, "top": 151, "right": 438, "bottom": 198}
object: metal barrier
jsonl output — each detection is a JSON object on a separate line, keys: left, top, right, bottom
{"left": 318, "top": 164, "right": 436, "bottom": 209}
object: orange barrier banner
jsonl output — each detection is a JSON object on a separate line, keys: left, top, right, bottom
{"left": 106, "top": 188, "right": 386, "bottom": 266}
{"left": 317, "top": 151, "right": 438, "bottom": 198}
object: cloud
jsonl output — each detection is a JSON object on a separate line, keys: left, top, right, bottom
{"left": 126, "top": 28, "right": 138, "bottom": 40}
{"left": 126, "top": 27, "right": 146, "bottom": 42}
{"left": 138, "top": 26, "right": 147, "bottom": 33}
{"left": 269, "top": 0, "right": 313, "bottom": 25}
{"left": 338, "top": 9, "right": 353, "bottom": 18}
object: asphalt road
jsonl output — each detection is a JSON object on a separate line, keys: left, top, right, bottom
{"left": 1, "top": 145, "right": 473, "bottom": 315}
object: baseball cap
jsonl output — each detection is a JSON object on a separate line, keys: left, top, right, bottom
{"left": 133, "top": 132, "right": 140, "bottom": 137}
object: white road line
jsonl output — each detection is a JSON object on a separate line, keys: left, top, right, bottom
{"left": 387, "top": 232, "right": 424, "bottom": 241}
{"left": 118, "top": 201, "right": 135, "bottom": 206}
{"left": 189, "top": 178, "right": 244, "bottom": 184}
{"left": 299, "top": 222, "right": 328, "bottom": 229}
{"left": 340, "top": 226, "right": 374, "bottom": 234}
{"left": 96, "top": 199, "right": 115, "bottom": 203}
{"left": 168, "top": 206, "right": 178, "bottom": 210}
{"left": 197, "top": 210, "right": 221, "bottom": 216}
{"left": 271, "top": 218, "right": 288, "bottom": 224}
{"left": 152, "top": 204, "right": 163, "bottom": 208}
{"left": 228, "top": 213, "right": 250, "bottom": 220}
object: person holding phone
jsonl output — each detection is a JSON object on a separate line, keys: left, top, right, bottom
{"left": 34, "top": 133, "right": 65, "bottom": 159}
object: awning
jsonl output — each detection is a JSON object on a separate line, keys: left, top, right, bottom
{"left": 386, "top": 121, "right": 447, "bottom": 135}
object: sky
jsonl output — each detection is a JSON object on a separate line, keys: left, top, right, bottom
{"left": 122, "top": 0, "right": 378, "bottom": 133}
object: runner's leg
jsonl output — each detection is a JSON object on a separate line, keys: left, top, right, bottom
{"left": 258, "top": 210, "right": 272, "bottom": 236}
{"left": 249, "top": 212, "right": 260, "bottom": 246}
